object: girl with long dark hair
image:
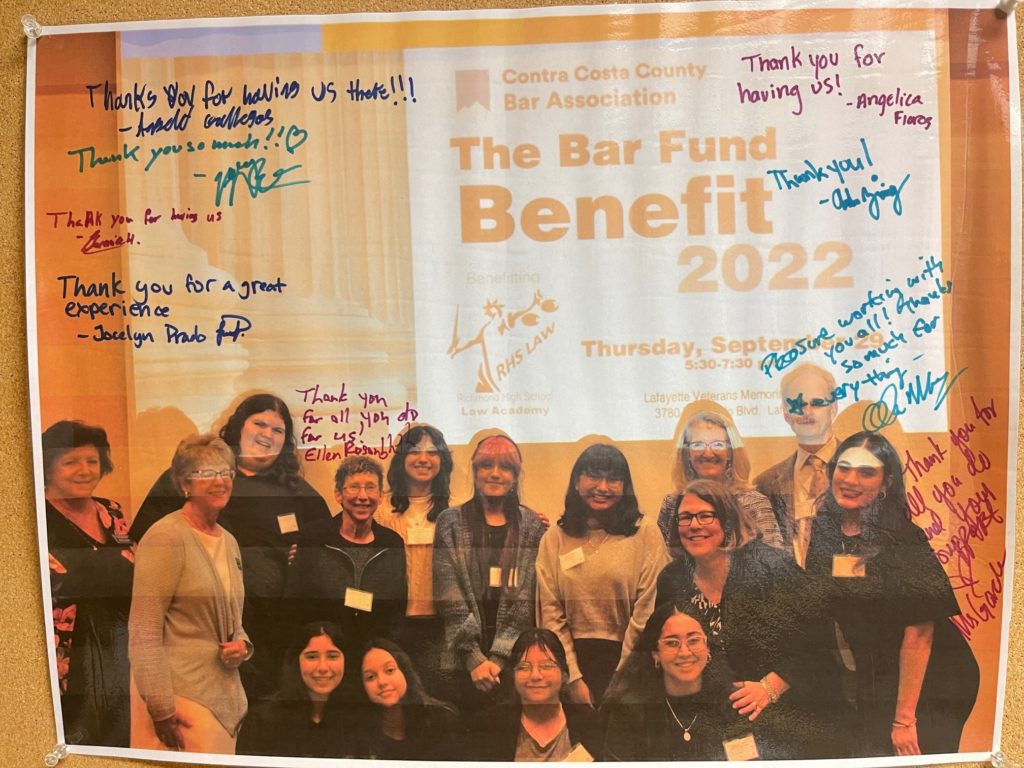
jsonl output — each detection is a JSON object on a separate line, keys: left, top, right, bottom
{"left": 535, "top": 443, "right": 667, "bottom": 707}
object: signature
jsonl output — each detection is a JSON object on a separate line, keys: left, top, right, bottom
{"left": 861, "top": 366, "right": 966, "bottom": 432}
{"left": 820, "top": 173, "right": 910, "bottom": 221}
{"left": 209, "top": 158, "right": 310, "bottom": 207}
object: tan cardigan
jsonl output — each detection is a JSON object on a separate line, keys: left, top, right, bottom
{"left": 128, "top": 511, "right": 249, "bottom": 734}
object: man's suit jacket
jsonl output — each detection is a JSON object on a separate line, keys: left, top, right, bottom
{"left": 754, "top": 453, "right": 799, "bottom": 547}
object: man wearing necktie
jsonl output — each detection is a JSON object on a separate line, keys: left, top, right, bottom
{"left": 754, "top": 364, "right": 840, "bottom": 568}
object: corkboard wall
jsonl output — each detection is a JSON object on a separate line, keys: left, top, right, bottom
{"left": 0, "top": 2, "right": 1020, "bottom": 766}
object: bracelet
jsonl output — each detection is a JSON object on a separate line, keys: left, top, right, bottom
{"left": 759, "top": 677, "right": 780, "bottom": 704}
{"left": 892, "top": 719, "right": 917, "bottom": 728}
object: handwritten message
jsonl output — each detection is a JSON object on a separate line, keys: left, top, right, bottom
{"left": 296, "top": 384, "right": 419, "bottom": 461}
{"left": 55, "top": 268, "right": 286, "bottom": 348}
{"left": 902, "top": 395, "right": 1004, "bottom": 641}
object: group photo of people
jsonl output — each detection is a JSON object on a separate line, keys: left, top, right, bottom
{"left": 41, "top": 363, "right": 982, "bottom": 762}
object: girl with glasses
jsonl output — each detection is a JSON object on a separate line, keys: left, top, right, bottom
{"left": 654, "top": 479, "right": 847, "bottom": 759}
{"left": 467, "top": 628, "right": 601, "bottom": 761}
{"left": 604, "top": 601, "right": 767, "bottom": 761}
{"left": 535, "top": 444, "right": 668, "bottom": 708}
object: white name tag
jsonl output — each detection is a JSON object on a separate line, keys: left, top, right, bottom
{"left": 407, "top": 526, "right": 434, "bottom": 546}
{"left": 833, "top": 554, "right": 866, "bottom": 578}
{"left": 489, "top": 566, "right": 503, "bottom": 588}
{"left": 565, "top": 743, "right": 593, "bottom": 762}
{"left": 489, "top": 566, "right": 518, "bottom": 588}
{"left": 723, "top": 733, "right": 759, "bottom": 761}
{"left": 344, "top": 587, "right": 374, "bottom": 611}
{"left": 560, "top": 547, "right": 585, "bottom": 571}
{"left": 277, "top": 513, "right": 299, "bottom": 534}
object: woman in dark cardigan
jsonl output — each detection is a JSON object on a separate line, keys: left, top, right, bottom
{"left": 806, "top": 431, "right": 979, "bottom": 757}
{"left": 655, "top": 479, "right": 848, "bottom": 759}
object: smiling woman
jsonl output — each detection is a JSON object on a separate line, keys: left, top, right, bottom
{"left": 129, "top": 393, "right": 332, "bottom": 701}
{"left": 43, "top": 420, "right": 134, "bottom": 748}
{"left": 355, "top": 638, "right": 460, "bottom": 760}
{"left": 536, "top": 444, "right": 667, "bottom": 708}
{"left": 237, "top": 622, "right": 360, "bottom": 758}
{"left": 657, "top": 409, "right": 783, "bottom": 549}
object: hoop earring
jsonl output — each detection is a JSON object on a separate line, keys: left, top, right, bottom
{"left": 879, "top": 489, "right": 888, "bottom": 500}
{"left": 654, "top": 659, "right": 661, "bottom": 669}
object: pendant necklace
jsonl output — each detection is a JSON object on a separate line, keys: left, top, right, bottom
{"left": 664, "top": 698, "right": 697, "bottom": 742}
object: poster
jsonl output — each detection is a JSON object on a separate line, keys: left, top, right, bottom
{"left": 26, "top": 1, "right": 1017, "bottom": 764}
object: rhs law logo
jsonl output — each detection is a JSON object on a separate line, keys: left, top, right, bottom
{"left": 447, "top": 289, "right": 558, "bottom": 393}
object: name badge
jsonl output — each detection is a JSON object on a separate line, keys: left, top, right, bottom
{"left": 489, "top": 566, "right": 503, "bottom": 588}
{"left": 344, "top": 587, "right": 374, "bottom": 611}
{"left": 407, "top": 526, "right": 434, "bottom": 546}
{"left": 489, "top": 566, "right": 518, "bottom": 588}
{"left": 560, "top": 547, "right": 585, "bottom": 571}
{"left": 277, "top": 513, "right": 299, "bottom": 535}
{"left": 565, "top": 743, "right": 594, "bottom": 762}
{"left": 723, "top": 733, "right": 759, "bottom": 761}
{"left": 833, "top": 554, "right": 866, "bottom": 578}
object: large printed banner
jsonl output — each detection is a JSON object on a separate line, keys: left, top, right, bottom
{"left": 27, "top": 2, "right": 1017, "bottom": 765}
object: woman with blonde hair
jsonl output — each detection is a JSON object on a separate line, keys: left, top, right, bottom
{"left": 657, "top": 409, "right": 783, "bottom": 549}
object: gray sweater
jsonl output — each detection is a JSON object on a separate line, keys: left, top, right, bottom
{"left": 433, "top": 504, "right": 545, "bottom": 673}
{"left": 128, "top": 511, "right": 249, "bottom": 734}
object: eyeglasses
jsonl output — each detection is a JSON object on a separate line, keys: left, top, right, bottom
{"left": 581, "top": 470, "right": 624, "bottom": 485}
{"left": 686, "top": 441, "right": 730, "bottom": 454}
{"left": 342, "top": 483, "right": 380, "bottom": 495}
{"left": 658, "top": 636, "right": 707, "bottom": 653}
{"left": 513, "top": 661, "right": 562, "bottom": 675}
{"left": 678, "top": 512, "right": 717, "bottom": 527}
{"left": 186, "top": 469, "right": 236, "bottom": 480}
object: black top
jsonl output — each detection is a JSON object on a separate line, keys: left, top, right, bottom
{"left": 236, "top": 697, "right": 363, "bottom": 758}
{"left": 47, "top": 498, "right": 134, "bottom": 747}
{"left": 287, "top": 519, "right": 407, "bottom": 658}
{"left": 805, "top": 501, "right": 979, "bottom": 755}
{"left": 359, "top": 701, "right": 463, "bottom": 761}
{"left": 655, "top": 541, "right": 849, "bottom": 758}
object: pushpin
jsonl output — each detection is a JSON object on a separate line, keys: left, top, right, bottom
{"left": 21, "top": 14, "right": 42, "bottom": 39}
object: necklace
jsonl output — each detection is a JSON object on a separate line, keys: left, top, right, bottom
{"left": 664, "top": 698, "right": 697, "bottom": 742}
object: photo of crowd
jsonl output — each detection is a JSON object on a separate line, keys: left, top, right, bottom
{"left": 41, "top": 364, "right": 982, "bottom": 762}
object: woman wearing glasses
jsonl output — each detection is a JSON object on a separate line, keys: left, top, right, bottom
{"left": 129, "top": 434, "right": 251, "bottom": 754}
{"left": 654, "top": 479, "right": 845, "bottom": 759}
{"left": 130, "top": 393, "right": 332, "bottom": 700}
{"left": 656, "top": 410, "right": 783, "bottom": 550}
{"left": 604, "top": 601, "right": 771, "bottom": 761}
{"left": 535, "top": 444, "right": 668, "bottom": 708}
{"left": 467, "top": 628, "right": 601, "bottom": 761}
{"left": 287, "top": 457, "right": 407, "bottom": 659}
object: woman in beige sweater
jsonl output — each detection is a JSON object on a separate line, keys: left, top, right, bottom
{"left": 128, "top": 434, "right": 252, "bottom": 754}
{"left": 536, "top": 444, "right": 668, "bottom": 708}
